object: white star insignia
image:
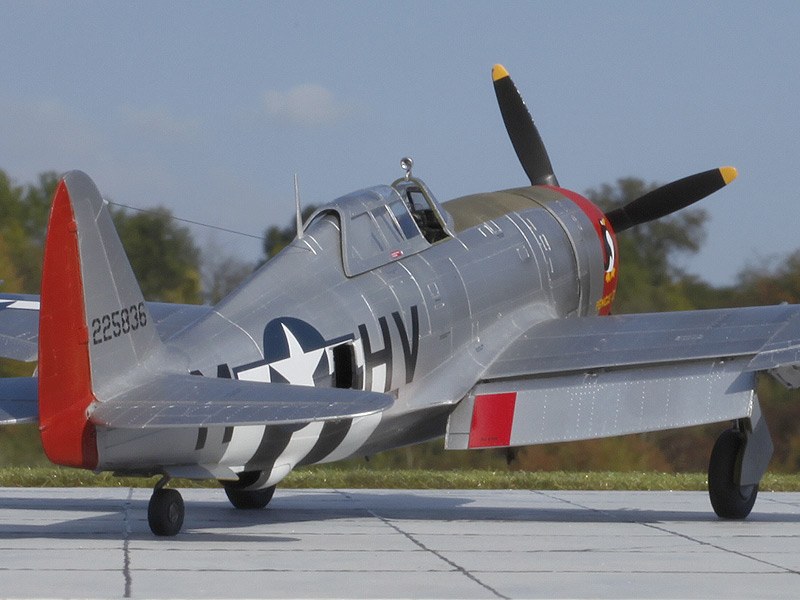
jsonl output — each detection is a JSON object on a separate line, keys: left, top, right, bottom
{"left": 267, "top": 324, "right": 325, "bottom": 386}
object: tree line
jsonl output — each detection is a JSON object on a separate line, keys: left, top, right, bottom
{"left": 2, "top": 168, "right": 800, "bottom": 473}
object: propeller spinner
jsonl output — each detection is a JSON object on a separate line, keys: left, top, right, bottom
{"left": 492, "top": 63, "right": 737, "bottom": 232}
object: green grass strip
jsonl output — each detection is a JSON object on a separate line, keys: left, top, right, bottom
{"left": 2, "top": 467, "right": 800, "bottom": 491}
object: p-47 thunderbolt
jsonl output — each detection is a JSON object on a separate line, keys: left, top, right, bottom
{"left": 1, "top": 65, "right": 798, "bottom": 536}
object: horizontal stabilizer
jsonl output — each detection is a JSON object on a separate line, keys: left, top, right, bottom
{"left": 0, "top": 293, "right": 214, "bottom": 363}
{"left": 89, "top": 373, "right": 393, "bottom": 428}
{"left": 0, "top": 294, "right": 40, "bottom": 362}
{"left": 0, "top": 336, "right": 37, "bottom": 363}
{"left": 0, "top": 377, "right": 38, "bottom": 424}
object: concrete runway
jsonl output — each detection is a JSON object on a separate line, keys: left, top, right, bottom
{"left": 1, "top": 487, "right": 800, "bottom": 598}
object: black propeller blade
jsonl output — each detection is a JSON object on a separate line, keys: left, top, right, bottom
{"left": 605, "top": 167, "right": 738, "bottom": 232}
{"left": 492, "top": 63, "right": 737, "bottom": 232}
{"left": 492, "top": 64, "right": 558, "bottom": 187}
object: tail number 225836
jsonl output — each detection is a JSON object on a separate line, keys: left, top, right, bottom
{"left": 90, "top": 302, "right": 148, "bottom": 345}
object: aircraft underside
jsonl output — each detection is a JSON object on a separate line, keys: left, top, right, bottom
{"left": 98, "top": 404, "right": 453, "bottom": 480}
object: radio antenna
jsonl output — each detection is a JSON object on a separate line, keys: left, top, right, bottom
{"left": 294, "top": 173, "right": 304, "bottom": 240}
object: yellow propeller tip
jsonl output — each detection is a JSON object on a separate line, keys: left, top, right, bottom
{"left": 720, "top": 166, "right": 738, "bottom": 185}
{"left": 492, "top": 64, "right": 510, "bottom": 81}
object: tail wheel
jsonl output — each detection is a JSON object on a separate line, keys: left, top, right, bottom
{"left": 224, "top": 484, "right": 276, "bottom": 509}
{"left": 148, "top": 488, "right": 185, "bottom": 536}
{"left": 708, "top": 428, "right": 758, "bottom": 519}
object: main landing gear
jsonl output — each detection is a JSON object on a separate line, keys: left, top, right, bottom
{"left": 222, "top": 471, "right": 277, "bottom": 510}
{"left": 708, "top": 429, "right": 758, "bottom": 518}
{"left": 148, "top": 476, "right": 184, "bottom": 536}
{"left": 707, "top": 406, "right": 774, "bottom": 520}
{"left": 146, "top": 472, "right": 278, "bottom": 536}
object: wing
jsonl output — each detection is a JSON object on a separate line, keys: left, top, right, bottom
{"left": 0, "top": 293, "right": 214, "bottom": 362}
{"left": 483, "top": 304, "right": 800, "bottom": 378}
{"left": 447, "top": 304, "right": 800, "bottom": 450}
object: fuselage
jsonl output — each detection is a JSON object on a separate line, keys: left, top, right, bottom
{"left": 94, "top": 179, "right": 618, "bottom": 486}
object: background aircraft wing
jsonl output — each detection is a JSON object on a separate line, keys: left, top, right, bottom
{"left": 89, "top": 373, "right": 393, "bottom": 428}
{"left": 447, "top": 304, "right": 800, "bottom": 450}
{"left": 0, "top": 293, "right": 214, "bottom": 362}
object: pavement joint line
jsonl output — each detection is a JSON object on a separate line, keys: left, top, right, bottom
{"left": 333, "top": 489, "right": 509, "bottom": 600}
{"left": 122, "top": 488, "right": 133, "bottom": 599}
{"left": 530, "top": 489, "right": 609, "bottom": 514}
{"left": 761, "top": 495, "right": 800, "bottom": 510}
{"left": 640, "top": 521, "right": 800, "bottom": 577}
{"left": 122, "top": 548, "right": 429, "bottom": 553}
{"left": 535, "top": 489, "right": 800, "bottom": 577}
{"left": 364, "top": 509, "right": 511, "bottom": 599}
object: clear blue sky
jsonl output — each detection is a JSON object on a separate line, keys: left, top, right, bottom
{"left": 2, "top": 1, "right": 799, "bottom": 286}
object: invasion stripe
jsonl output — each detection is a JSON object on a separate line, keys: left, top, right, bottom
{"left": 297, "top": 419, "right": 353, "bottom": 466}
{"left": 243, "top": 425, "right": 301, "bottom": 473}
{"left": 195, "top": 427, "right": 208, "bottom": 451}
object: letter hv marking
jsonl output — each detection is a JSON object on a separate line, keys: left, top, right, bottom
{"left": 358, "top": 306, "right": 419, "bottom": 392}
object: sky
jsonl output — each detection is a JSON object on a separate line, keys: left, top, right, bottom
{"left": 2, "top": 1, "right": 800, "bottom": 287}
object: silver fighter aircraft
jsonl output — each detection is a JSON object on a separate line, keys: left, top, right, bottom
{"left": 1, "top": 65, "right": 798, "bottom": 536}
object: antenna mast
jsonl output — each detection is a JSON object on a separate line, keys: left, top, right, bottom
{"left": 294, "top": 173, "right": 304, "bottom": 240}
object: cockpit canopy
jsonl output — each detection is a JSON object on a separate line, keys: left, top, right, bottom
{"left": 305, "top": 177, "right": 453, "bottom": 277}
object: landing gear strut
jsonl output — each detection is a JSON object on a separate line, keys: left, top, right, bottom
{"left": 148, "top": 476, "right": 184, "bottom": 536}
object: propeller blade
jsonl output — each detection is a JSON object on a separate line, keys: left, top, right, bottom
{"left": 492, "top": 64, "right": 558, "bottom": 187}
{"left": 606, "top": 167, "right": 738, "bottom": 232}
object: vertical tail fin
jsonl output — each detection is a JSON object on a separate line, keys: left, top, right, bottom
{"left": 38, "top": 171, "right": 163, "bottom": 468}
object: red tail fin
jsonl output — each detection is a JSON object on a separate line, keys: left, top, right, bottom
{"left": 38, "top": 176, "right": 97, "bottom": 468}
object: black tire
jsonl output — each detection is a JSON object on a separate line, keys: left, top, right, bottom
{"left": 708, "top": 428, "right": 758, "bottom": 519}
{"left": 148, "top": 488, "right": 185, "bottom": 536}
{"left": 224, "top": 484, "right": 276, "bottom": 509}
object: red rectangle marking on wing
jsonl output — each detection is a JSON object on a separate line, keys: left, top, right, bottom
{"left": 468, "top": 392, "right": 517, "bottom": 448}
